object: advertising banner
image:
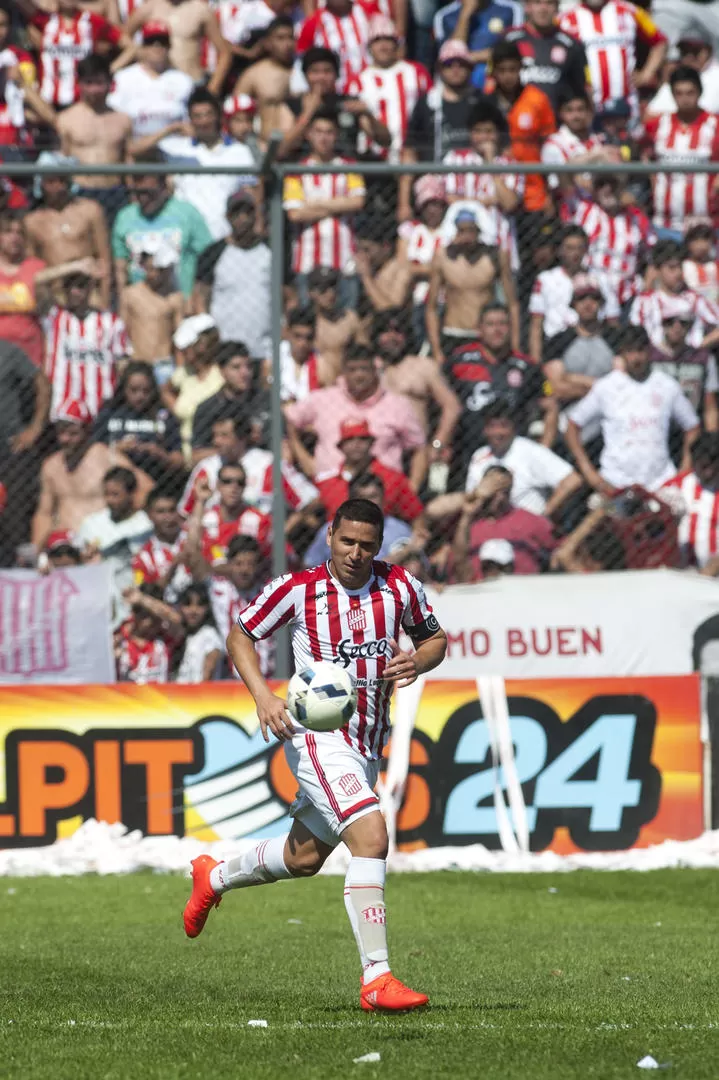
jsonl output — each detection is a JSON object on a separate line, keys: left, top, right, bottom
{"left": 0, "top": 676, "right": 701, "bottom": 853}
{"left": 0, "top": 565, "right": 114, "bottom": 685}
{"left": 430, "top": 570, "right": 719, "bottom": 678}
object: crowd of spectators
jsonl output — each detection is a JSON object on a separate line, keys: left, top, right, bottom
{"left": 3, "top": 0, "right": 719, "bottom": 682}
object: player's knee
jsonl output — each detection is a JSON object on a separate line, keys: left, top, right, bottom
{"left": 285, "top": 847, "right": 326, "bottom": 877}
{"left": 344, "top": 813, "right": 389, "bottom": 860}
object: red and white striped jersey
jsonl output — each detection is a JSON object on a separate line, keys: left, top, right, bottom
{"left": 131, "top": 533, "right": 192, "bottom": 601}
{"left": 280, "top": 341, "right": 322, "bottom": 402}
{"left": 179, "top": 448, "right": 274, "bottom": 517}
{"left": 116, "top": 625, "right": 172, "bottom": 683}
{"left": 558, "top": 1, "right": 665, "bottom": 115}
{"left": 201, "top": 504, "right": 272, "bottom": 564}
{"left": 238, "top": 560, "right": 439, "bottom": 758}
{"left": 644, "top": 111, "right": 719, "bottom": 230}
{"left": 569, "top": 197, "right": 656, "bottom": 304}
{"left": 117, "top": 0, "right": 147, "bottom": 21}
{"left": 661, "top": 470, "right": 719, "bottom": 567}
{"left": 398, "top": 219, "right": 445, "bottom": 304}
{"left": 442, "top": 149, "right": 524, "bottom": 204}
{"left": 530, "top": 264, "right": 621, "bottom": 336}
{"left": 683, "top": 258, "right": 719, "bottom": 305}
{"left": 629, "top": 287, "right": 719, "bottom": 348}
{"left": 297, "top": 0, "right": 380, "bottom": 94}
{"left": 348, "top": 60, "right": 432, "bottom": 162}
{"left": 210, "top": 575, "right": 274, "bottom": 677}
{"left": 32, "top": 12, "right": 121, "bottom": 107}
{"left": 540, "top": 126, "right": 606, "bottom": 191}
{"left": 283, "top": 160, "right": 366, "bottom": 274}
{"left": 44, "top": 306, "right": 129, "bottom": 419}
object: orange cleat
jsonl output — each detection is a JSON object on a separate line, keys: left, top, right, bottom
{"left": 360, "top": 973, "right": 429, "bottom": 1012}
{"left": 183, "top": 854, "right": 222, "bottom": 938}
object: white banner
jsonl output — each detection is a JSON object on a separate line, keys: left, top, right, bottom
{"left": 428, "top": 570, "right": 719, "bottom": 678}
{"left": 0, "top": 565, "right": 115, "bottom": 684}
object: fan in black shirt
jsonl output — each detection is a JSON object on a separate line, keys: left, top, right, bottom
{"left": 505, "top": 0, "right": 590, "bottom": 116}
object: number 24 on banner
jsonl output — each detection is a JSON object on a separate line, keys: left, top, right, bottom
{"left": 434, "top": 695, "right": 662, "bottom": 851}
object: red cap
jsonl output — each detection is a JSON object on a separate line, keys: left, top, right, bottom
{"left": 337, "top": 419, "right": 373, "bottom": 445}
{"left": 54, "top": 398, "right": 93, "bottom": 426}
{"left": 45, "top": 530, "right": 79, "bottom": 553}
{"left": 142, "top": 21, "right": 171, "bottom": 41}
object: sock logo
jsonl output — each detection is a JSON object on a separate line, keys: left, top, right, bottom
{"left": 361, "top": 906, "right": 387, "bottom": 925}
{"left": 338, "top": 773, "right": 363, "bottom": 797}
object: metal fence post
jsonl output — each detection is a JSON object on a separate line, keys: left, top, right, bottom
{"left": 268, "top": 155, "right": 289, "bottom": 679}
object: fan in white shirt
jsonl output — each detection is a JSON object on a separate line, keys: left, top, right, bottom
{"left": 465, "top": 400, "right": 580, "bottom": 517}
{"left": 107, "top": 25, "right": 194, "bottom": 138}
{"left": 647, "top": 40, "right": 719, "bottom": 116}
{"left": 174, "top": 582, "right": 223, "bottom": 683}
{"left": 566, "top": 325, "right": 700, "bottom": 493}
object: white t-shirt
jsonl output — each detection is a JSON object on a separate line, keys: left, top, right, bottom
{"left": 158, "top": 134, "right": 256, "bottom": 239}
{"left": 107, "top": 64, "right": 194, "bottom": 137}
{"left": 77, "top": 507, "right": 153, "bottom": 626}
{"left": 176, "top": 624, "right": 223, "bottom": 683}
{"left": 529, "top": 265, "right": 620, "bottom": 339}
{"left": 568, "top": 368, "right": 700, "bottom": 490}
{"left": 465, "top": 435, "right": 574, "bottom": 515}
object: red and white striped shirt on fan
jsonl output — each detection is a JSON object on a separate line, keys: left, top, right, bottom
{"left": 644, "top": 111, "right": 719, "bottom": 231}
{"left": 398, "top": 219, "right": 444, "bottom": 305}
{"left": 568, "top": 197, "right": 656, "bottom": 305}
{"left": 116, "top": 625, "right": 172, "bottom": 684}
{"left": 629, "top": 287, "right": 719, "bottom": 348}
{"left": 32, "top": 12, "right": 121, "bottom": 107}
{"left": 210, "top": 575, "right": 274, "bottom": 677}
{"left": 179, "top": 452, "right": 310, "bottom": 517}
{"left": 297, "top": 0, "right": 380, "bottom": 93}
{"left": 683, "top": 258, "right": 719, "bottom": 304}
{"left": 201, "top": 504, "right": 272, "bottom": 564}
{"left": 348, "top": 60, "right": 432, "bottom": 161}
{"left": 238, "top": 560, "right": 439, "bottom": 758}
{"left": 132, "top": 534, "right": 192, "bottom": 600}
{"left": 44, "top": 306, "right": 130, "bottom": 419}
{"left": 661, "top": 470, "right": 719, "bottom": 567}
{"left": 442, "top": 150, "right": 524, "bottom": 203}
{"left": 283, "top": 161, "right": 366, "bottom": 274}
{"left": 117, "top": 0, "right": 147, "bottom": 19}
{"left": 540, "top": 126, "right": 607, "bottom": 191}
{"left": 558, "top": 0, "right": 665, "bottom": 116}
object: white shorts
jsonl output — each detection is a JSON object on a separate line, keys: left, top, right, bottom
{"left": 284, "top": 731, "right": 380, "bottom": 848}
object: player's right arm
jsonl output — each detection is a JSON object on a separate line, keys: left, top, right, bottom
{"left": 227, "top": 626, "right": 295, "bottom": 742}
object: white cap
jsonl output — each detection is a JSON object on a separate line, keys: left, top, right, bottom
{"left": 479, "top": 538, "right": 514, "bottom": 566}
{"left": 173, "top": 313, "right": 216, "bottom": 350}
{"left": 140, "top": 237, "right": 178, "bottom": 269}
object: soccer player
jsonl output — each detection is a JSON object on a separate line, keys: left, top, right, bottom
{"left": 184, "top": 497, "right": 448, "bottom": 1011}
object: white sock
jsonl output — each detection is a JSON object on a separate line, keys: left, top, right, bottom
{"left": 343, "top": 856, "right": 391, "bottom": 985}
{"left": 209, "top": 835, "right": 293, "bottom": 893}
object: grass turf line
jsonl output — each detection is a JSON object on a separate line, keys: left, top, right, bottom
{"left": 0, "top": 870, "right": 718, "bottom": 1079}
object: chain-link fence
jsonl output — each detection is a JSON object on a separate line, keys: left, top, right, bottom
{"left": 1, "top": 158, "right": 717, "bottom": 679}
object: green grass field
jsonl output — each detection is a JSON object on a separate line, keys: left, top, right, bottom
{"left": 1, "top": 870, "right": 718, "bottom": 1079}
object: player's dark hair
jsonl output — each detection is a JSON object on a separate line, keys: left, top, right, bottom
{"left": 685, "top": 222, "right": 714, "bottom": 244}
{"left": 619, "top": 324, "right": 650, "bottom": 352}
{"left": 484, "top": 464, "right": 513, "bottom": 483}
{"left": 350, "top": 472, "right": 385, "bottom": 496}
{"left": 481, "top": 399, "right": 515, "bottom": 425}
{"left": 372, "top": 306, "right": 411, "bottom": 342}
{"left": 302, "top": 46, "right": 340, "bottom": 75}
{"left": 145, "top": 486, "right": 178, "bottom": 511}
{"left": 213, "top": 409, "right": 251, "bottom": 442}
{"left": 104, "top": 466, "right": 137, "bottom": 493}
{"left": 332, "top": 498, "right": 384, "bottom": 544}
{"left": 227, "top": 534, "right": 261, "bottom": 559}
{"left": 177, "top": 582, "right": 216, "bottom": 626}
{"left": 491, "top": 41, "right": 522, "bottom": 66}
{"left": 287, "top": 305, "right": 316, "bottom": 331}
{"left": 111, "top": 359, "right": 161, "bottom": 414}
{"left": 77, "top": 53, "right": 111, "bottom": 82}
{"left": 343, "top": 344, "right": 375, "bottom": 366}
{"left": 670, "top": 64, "right": 703, "bottom": 93}
{"left": 557, "top": 89, "right": 592, "bottom": 112}
{"left": 560, "top": 224, "right": 589, "bottom": 246}
{"left": 188, "top": 86, "right": 222, "bottom": 120}
{"left": 216, "top": 340, "right": 250, "bottom": 367}
{"left": 309, "top": 105, "right": 340, "bottom": 127}
{"left": 652, "top": 238, "right": 682, "bottom": 267}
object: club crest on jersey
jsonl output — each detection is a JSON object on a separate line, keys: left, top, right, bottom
{"left": 338, "top": 773, "right": 363, "bottom": 797}
{"left": 347, "top": 607, "right": 368, "bottom": 632}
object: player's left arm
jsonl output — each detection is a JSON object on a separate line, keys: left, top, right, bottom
{"left": 382, "top": 573, "right": 447, "bottom": 687}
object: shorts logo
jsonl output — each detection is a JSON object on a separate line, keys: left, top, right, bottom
{"left": 347, "top": 608, "right": 367, "bottom": 632}
{"left": 362, "top": 906, "right": 387, "bottom": 925}
{"left": 338, "top": 773, "right": 363, "bottom": 797}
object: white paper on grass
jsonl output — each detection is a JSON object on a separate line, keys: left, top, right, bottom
{"left": 637, "top": 1056, "right": 661, "bottom": 1070}
{"left": 353, "top": 1053, "right": 381, "bottom": 1064}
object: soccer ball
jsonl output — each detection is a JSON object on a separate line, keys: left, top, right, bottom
{"left": 287, "top": 661, "right": 358, "bottom": 732}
